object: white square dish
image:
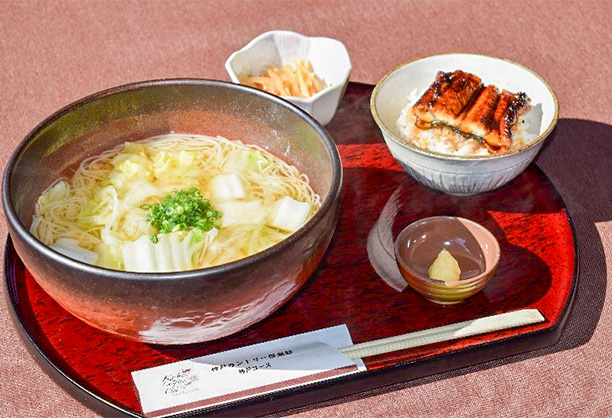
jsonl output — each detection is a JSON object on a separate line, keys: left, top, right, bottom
{"left": 225, "top": 30, "right": 352, "bottom": 125}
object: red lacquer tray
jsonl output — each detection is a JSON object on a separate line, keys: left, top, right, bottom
{"left": 4, "top": 83, "right": 577, "bottom": 417}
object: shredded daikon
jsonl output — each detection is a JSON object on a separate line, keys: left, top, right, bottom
{"left": 239, "top": 57, "right": 327, "bottom": 98}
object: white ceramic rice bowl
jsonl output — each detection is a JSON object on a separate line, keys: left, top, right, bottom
{"left": 371, "top": 53, "right": 559, "bottom": 196}
{"left": 226, "top": 30, "right": 352, "bottom": 125}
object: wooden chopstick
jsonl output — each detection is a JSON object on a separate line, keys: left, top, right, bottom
{"left": 339, "top": 309, "right": 545, "bottom": 360}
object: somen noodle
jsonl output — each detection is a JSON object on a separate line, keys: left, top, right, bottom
{"left": 30, "top": 134, "right": 321, "bottom": 272}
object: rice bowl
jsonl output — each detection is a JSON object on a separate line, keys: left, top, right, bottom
{"left": 370, "top": 53, "right": 559, "bottom": 196}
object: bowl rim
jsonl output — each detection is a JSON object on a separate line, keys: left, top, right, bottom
{"left": 394, "top": 215, "right": 501, "bottom": 287}
{"left": 2, "top": 78, "right": 343, "bottom": 282}
{"left": 370, "top": 52, "right": 560, "bottom": 161}
{"left": 225, "top": 30, "right": 353, "bottom": 105}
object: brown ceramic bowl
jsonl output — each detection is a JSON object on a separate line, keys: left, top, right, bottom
{"left": 395, "top": 216, "right": 500, "bottom": 305}
{"left": 2, "top": 79, "right": 342, "bottom": 345}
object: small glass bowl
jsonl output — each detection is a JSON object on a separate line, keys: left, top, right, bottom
{"left": 395, "top": 216, "right": 500, "bottom": 305}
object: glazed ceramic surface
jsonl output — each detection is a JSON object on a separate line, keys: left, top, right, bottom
{"left": 2, "top": 79, "right": 343, "bottom": 345}
{"left": 225, "top": 30, "right": 352, "bottom": 125}
{"left": 370, "top": 53, "right": 559, "bottom": 196}
{"left": 395, "top": 216, "right": 500, "bottom": 305}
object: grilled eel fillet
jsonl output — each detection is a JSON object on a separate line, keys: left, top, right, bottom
{"left": 412, "top": 70, "right": 482, "bottom": 128}
{"left": 412, "top": 70, "right": 530, "bottom": 151}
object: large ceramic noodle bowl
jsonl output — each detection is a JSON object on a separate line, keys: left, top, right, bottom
{"left": 2, "top": 79, "right": 342, "bottom": 345}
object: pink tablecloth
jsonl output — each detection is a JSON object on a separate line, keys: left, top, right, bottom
{"left": 1, "top": 1, "right": 611, "bottom": 416}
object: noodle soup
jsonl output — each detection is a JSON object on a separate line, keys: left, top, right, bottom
{"left": 31, "top": 134, "right": 321, "bottom": 272}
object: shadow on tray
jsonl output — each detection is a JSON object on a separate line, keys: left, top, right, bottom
{"left": 282, "top": 117, "right": 610, "bottom": 416}
{"left": 533, "top": 118, "right": 609, "bottom": 349}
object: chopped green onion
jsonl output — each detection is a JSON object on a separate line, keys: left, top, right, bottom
{"left": 142, "top": 188, "right": 221, "bottom": 243}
